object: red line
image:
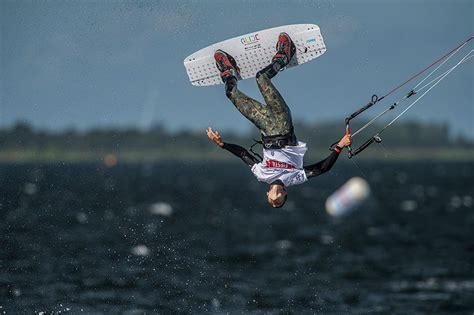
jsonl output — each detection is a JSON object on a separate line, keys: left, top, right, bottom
{"left": 382, "top": 36, "right": 473, "bottom": 98}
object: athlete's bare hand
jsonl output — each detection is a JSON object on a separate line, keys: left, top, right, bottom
{"left": 338, "top": 133, "right": 352, "bottom": 148}
{"left": 206, "top": 127, "right": 224, "bottom": 147}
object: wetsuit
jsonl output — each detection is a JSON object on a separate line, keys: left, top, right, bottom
{"left": 225, "top": 61, "right": 294, "bottom": 137}
{"left": 221, "top": 59, "right": 341, "bottom": 185}
{"left": 222, "top": 142, "right": 340, "bottom": 181}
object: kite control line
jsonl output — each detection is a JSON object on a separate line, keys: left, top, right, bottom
{"left": 330, "top": 36, "right": 473, "bottom": 158}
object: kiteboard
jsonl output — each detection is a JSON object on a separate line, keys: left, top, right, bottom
{"left": 184, "top": 24, "right": 326, "bottom": 87}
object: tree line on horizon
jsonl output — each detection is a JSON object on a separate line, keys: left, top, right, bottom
{"left": 0, "top": 120, "right": 472, "bottom": 154}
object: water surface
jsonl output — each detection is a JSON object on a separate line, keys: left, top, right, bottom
{"left": 0, "top": 161, "right": 473, "bottom": 314}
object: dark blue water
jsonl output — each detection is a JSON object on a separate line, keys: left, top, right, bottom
{"left": 0, "top": 161, "right": 473, "bottom": 314}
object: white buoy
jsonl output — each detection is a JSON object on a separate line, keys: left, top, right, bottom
{"left": 131, "top": 245, "right": 150, "bottom": 257}
{"left": 24, "top": 183, "right": 37, "bottom": 195}
{"left": 325, "top": 177, "right": 370, "bottom": 217}
{"left": 149, "top": 202, "right": 173, "bottom": 216}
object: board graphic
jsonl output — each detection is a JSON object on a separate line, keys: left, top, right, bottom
{"left": 184, "top": 24, "right": 326, "bottom": 86}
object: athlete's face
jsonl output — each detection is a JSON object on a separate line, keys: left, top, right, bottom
{"left": 267, "top": 184, "right": 287, "bottom": 208}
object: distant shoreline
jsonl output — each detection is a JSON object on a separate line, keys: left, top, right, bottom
{"left": 1, "top": 148, "right": 472, "bottom": 164}
{"left": 2, "top": 120, "right": 472, "bottom": 163}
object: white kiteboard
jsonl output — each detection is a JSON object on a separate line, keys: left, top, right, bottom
{"left": 184, "top": 24, "right": 326, "bottom": 87}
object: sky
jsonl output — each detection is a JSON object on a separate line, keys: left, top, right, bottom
{"left": 1, "top": 0, "right": 473, "bottom": 138}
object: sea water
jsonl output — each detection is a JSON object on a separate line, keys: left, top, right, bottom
{"left": 0, "top": 161, "right": 473, "bottom": 314}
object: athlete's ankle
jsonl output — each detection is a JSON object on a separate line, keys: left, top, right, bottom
{"left": 272, "top": 60, "right": 283, "bottom": 72}
{"left": 257, "top": 62, "right": 281, "bottom": 80}
{"left": 273, "top": 55, "right": 288, "bottom": 67}
{"left": 225, "top": 77, "right": 237, "bottom": 97}
{"left": 220, "top": 68, "right": 238, "bottom": 82}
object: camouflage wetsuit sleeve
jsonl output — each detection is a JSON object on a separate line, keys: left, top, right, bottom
{"left": 303, "top": 151, "right": 340, "bottom": 179}
{"left": 222, "top": 142, "right": 260, "bottom": 167}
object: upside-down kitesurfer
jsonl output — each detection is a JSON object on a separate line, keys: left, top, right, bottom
{"left": 207, "top": 32, "right": 351, "bottom": 208}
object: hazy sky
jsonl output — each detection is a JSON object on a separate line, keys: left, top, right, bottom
{"left": 1, "top": 0, "right": 473, "bottom": 137}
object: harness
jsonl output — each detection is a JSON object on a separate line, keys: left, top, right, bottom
{"left": 261, "top": 134, "right": 297, "bottom": 149}
{"left": 248, "top": 129, "right": 298, "bottom": 163}
{"left": 260, "top": 128, "right": 297, "bottom": 149}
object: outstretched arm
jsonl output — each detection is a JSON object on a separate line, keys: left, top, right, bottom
{"left": 304, "top": 150, "right": 340, "bottom": 178}
{"left": 206, "top": 127, "right": 260, "bottom": 167}
{"left": 304, "top": 132, "right": 351, "bottom": 179}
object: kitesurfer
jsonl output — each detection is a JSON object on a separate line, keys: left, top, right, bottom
{"left": 207, "top": 33, "right": 351, "bottom": 208}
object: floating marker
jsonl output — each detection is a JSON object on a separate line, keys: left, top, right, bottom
{"left": 149, "top": 202, "right": 173, "bottom": 216}
{"left": 400, "top": 200, "right": 417, "bottom": 211}
{"left": 325, "top": 177, "right": 370, "bottom": 217}
{"left": 131, "top": 245, "right": 150, "bottom": 257}
{"left": 24, "top": 183, "right": 38, "bottom": 195}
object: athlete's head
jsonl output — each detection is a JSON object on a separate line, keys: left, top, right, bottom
{"left": 267, "top": 183, "right": 287, "bottom": 208}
